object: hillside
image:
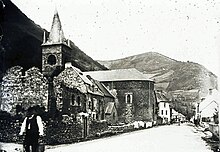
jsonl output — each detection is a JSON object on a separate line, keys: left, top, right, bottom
{"left": 98, "top": 52, "right": 218, "bottom": 96}
{"left": 0, "top": 0, "right": 107, "bottom": 79}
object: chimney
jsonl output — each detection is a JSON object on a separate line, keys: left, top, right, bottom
{"left": 67, "top": 39, "right": 70, "bottom": 47}
{"left": 43, "top": 31, "right": 46, "bottom": 43}
{"left": 209, "top": 88, "right": 213, "bottom": 95}
{"left": 201, "top": 97, "right": 205, "bottom": 102}
{"left": 65, "top": 62, "right": 72, "bottom": 68}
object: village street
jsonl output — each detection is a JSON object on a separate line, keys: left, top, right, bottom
{"left": 45, "top": 123, "right": 212, "bottom": 152}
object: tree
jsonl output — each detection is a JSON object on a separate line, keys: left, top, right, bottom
{"left": 170, "top": 94, "right": 195, "bottom": 121}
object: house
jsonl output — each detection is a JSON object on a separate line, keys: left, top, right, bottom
{"left": 155, "top": 90, "right": 171, "bottom": 124}
{"left": 171, "top": 109, "right": 179, "bottom": 122}
{"left": 179, "top": 113, "right": 186, "bottom": 122}
{"left": 84, "top": 68, "right": 157, "bottom": 124}
{"left": 199, "top": 89, "right": 220, "bottom": 127}
{"left": 171, "top": 109, "right": 186, "bottom": 123}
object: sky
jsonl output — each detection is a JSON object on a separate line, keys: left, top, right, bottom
{"left": 10, "top": 0, "right": 220, "bottom": 77}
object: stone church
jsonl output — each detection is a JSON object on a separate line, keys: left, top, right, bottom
{"left": 41, "top": 10, "right": 117, "bottom": 126}
{"left": 41, "top": 9, "right": 157, "bottom": 126}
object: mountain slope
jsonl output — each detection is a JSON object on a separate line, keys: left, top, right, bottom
{"left": 0, "top": 0, "right": 107, "bottom": 79}
{"left": 98, "top": 52, "right": 217, "bottom": 95}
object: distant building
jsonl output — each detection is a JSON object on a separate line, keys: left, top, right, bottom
{"left": 155, "top": 90, "right": 171, "bottom": 124}
{"left": 84, "top": 68, "right": 157, "bottom": 123}
{"left": 169, "top": 89, "right": 200, "bottom": 103}
{"left": 171, "top": 109, "right": 179, "bottom": 122}
{"left": 199, "top": 89, "right": 220, "bottom": 124}
{"left": 171, "top": 109, "right": 186, "bottom": 123}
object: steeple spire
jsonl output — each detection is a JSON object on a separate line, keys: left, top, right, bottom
{"left": 45, "top": 9, "right": 66, "bottom": 44}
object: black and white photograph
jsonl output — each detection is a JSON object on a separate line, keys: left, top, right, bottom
{"left": 0, "top": 0, "right": 220, "bottom": 151}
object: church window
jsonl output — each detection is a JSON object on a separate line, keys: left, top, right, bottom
{"left": 76, "top": 96, "right": 80, "bottom": 106}
{"left": 127, "top": 94, "right": 131, "bottom": 103}
{"left": 89, "top": 101, "right": 92, "bottom": 109}
{"left": 71, "top": 94, "right": 75, "bottom": 106}
{"left": 47, "top": 55, "right": 56, "bottom": 65}
{"left": 125, "top": 93, "right": 133, "bottom": 104}
{"left": 93, "top": 114, "right": 96, "bottom": 120}
{"left": 161, "top": 110, "right": 163, "bottom": 115}
{"left": 113, "top": 112, "right": 116, "bottom": 120}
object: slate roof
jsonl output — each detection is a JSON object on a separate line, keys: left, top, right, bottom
{"left": 93, "top": 80, "right": 115, "bottom": 98}
{"left": 155, "top": 91, "right": 169, "bottom": 102}
{"left": 83, "top": 68, "right": 153, "bottom": 82}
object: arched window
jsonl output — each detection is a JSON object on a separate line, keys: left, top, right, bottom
{"left": 47, "top": 55, "right": 56, "bottom": 65}
{"left": 125, "top": 93, "right": 133, "bottom": 104}
{"left": 127, "top": 94, "right": 131, "bottom": 104}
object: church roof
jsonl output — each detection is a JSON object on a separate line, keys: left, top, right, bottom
{"left": 55, "top": 63, "right": 106, "bottom": 96}
{"left": 44, "top": 9, "right": 66, "bottom": 45}
{"left": 83, "top": 68, "right": 153, "bottom": 82}
{"left": 93, "top": 80, "right": 115, "bottom": 98}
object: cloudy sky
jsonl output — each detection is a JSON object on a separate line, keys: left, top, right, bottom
{"left": 11, "top": 0, "right": 220, "bottom": 76}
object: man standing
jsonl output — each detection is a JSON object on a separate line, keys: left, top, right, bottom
{"left": 19, "top": 107, "right": 44, "bottom": 152}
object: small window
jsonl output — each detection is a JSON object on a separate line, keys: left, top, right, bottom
{"left": 164, "top": 102, "right": 166, "bottom": 108}
{"left": 89, "top": 101, "right": 92, "bottom": 109}
{"left": 113, "top": 112, "right": 116, "bottom": 120}
{"left": 93, "top": 114, "right": 95, "bottom": 120}
{"left": 161, "top": 110, "right": 163, "bottom": 115}
{"left": 71, "top": 94, "right": 75, "bottom": 105}
{"left": 76, "top": 96, "right": 80, "bottom": 106}
{"left": 165, "top": 110, "right": 167, "bottom": 115}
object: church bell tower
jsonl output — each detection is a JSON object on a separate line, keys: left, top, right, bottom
{"left": 41, "top": 9, "right": 71, "bottom": 78}
{"left": 41, "top": 9, "right": 71, "bottom": 113}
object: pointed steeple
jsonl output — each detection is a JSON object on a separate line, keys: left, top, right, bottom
{"left": 45, "top": 9, "right": 66, "bottom": 44}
